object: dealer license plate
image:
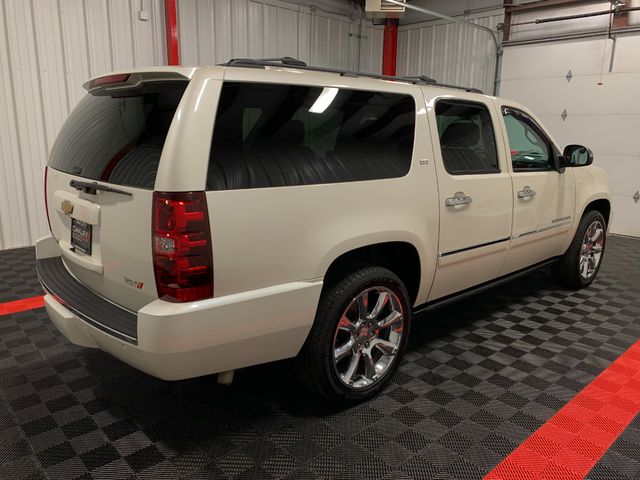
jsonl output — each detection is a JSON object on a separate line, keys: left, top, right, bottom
{"left": 71, "top": 218, "right": 92, "bottom": 255}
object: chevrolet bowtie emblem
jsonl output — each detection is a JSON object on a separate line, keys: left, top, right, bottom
{"left": 61, "top": 199, "right": 74, "bottom": 216}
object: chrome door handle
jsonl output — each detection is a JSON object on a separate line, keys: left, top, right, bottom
{"left": 517, "top": 186, "right": 536, "bottom": 199}
{"left": 445, "top": 192, "right": 473, "bottom": 207}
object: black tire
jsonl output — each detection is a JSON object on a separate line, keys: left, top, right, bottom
{"left": 552, "top": 210, "right": 606, "bottom": 289}
{"left": 295, "top": 266, "right": 412, "bottom": 403}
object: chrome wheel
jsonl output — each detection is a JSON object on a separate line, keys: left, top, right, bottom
{"left": 579, "top": 220, "right": 604, "bottom": 279}
{"left": 332, "top": 287, "right": 404, "bottom": 390}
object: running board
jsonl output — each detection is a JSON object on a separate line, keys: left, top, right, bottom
{"left": 413, "top": 258, "right": 559, "bottom": 316}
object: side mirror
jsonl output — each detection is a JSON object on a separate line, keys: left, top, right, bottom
{"left": 563, "top": 144, "right": 593, "bottom": 167}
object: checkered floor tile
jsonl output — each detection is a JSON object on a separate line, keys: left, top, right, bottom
{"left": 0, "top": 247, "right": 40, "bottom": 303}
{"left": 0, "top": 235, "right": 639, "bottom": 479}
{"left": 587, "top": 414, "right": 640, "bottom": 480}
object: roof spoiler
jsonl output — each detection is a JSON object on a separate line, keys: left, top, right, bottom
{"left": 83, "top": 71, "right": 190, "bottom": 93}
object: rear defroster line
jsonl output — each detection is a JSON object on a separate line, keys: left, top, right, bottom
{"left": 0, "top": 295, "right": 45, "bottom": 316}
{"left": 485, "top": 340, "right": 640, "bottom": 480}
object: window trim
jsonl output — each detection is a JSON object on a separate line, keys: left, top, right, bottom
{"left": 434, "top": 98, "right": 501, "bottom": 176}
{"left": 502, "top": 106, "right": 557, "bottom": 173}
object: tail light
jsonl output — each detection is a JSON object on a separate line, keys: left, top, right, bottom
{"left": 44, "top": 166, "right": 52, "bottom": 233}
{"left": 152, "top": 192, "right": 213, "bottom": 302}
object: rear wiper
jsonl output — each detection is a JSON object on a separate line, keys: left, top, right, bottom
{"left": 70, "top": 179, "right": 132, "bottom": 196}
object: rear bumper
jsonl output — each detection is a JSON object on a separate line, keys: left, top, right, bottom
{"left": 36, "top": 236, "right": 323, "bottom": 380}
{"left": 37, "top": 257, "right": 138, "bottom": 343}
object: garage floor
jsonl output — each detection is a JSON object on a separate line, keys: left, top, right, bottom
{"left": 1, "top": 236, "right": 639, "bottom": 480}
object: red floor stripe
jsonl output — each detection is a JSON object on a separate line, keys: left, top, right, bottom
{"left": 0, "top": 295, "right": 45, "bottom": 316}
{"left": 485, "top": 340, "right": 640, "bottom": 480}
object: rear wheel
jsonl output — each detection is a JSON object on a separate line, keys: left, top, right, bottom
{"left": 295, "top": 266, "right": 411, "bottom": 403}
{"left": 553, "top": 210, "right": 606, "bottom": 289}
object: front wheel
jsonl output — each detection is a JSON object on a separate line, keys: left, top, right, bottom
{"left": 553, "top": 210, "right": 606, "bottom": 289}
{"left": 295, "top": 266, "right": 411, "bottom": 403}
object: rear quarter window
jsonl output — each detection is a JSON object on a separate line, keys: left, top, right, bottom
{"left": 435, "top": 99, "right": 499, "bottom": 175}
{"left": 207, "top": 82, "right": 416, "bottom": 190}
{"left": 48, "top": 82, "right": 187, "bottom": 189}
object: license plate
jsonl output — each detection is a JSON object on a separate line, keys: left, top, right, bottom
{"left": 71, "top": 218, "right": 92, "bottom": 255}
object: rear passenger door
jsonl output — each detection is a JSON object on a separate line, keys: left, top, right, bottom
{"left": 427, "top": 96, "right": 513, "bottom": 301}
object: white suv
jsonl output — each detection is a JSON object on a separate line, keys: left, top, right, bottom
{"left": 37, "top": 58, "right": 611, "bottom": 402}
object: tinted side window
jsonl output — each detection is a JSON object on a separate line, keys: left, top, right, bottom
{"left": 49, "top": 82, "right": 187, "bottom": 189}
{"left": 435, "top": 100, "right": 499, "bottom": 175}
{"left": 502, "top": 107, "right": 553, "bottom": 171}
{"left": 207, "top": 82, "right": 415, "bottom": 190}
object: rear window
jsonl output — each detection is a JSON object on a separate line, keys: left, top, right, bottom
{"left": 48, "top": 82, "right": 187, "bottom": 189}
{"left": 207, "top": 82, "right": 416, "bottom": 190}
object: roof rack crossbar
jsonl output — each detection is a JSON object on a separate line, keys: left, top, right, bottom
{"left": 221, "top": 58, "right": 483, "bottom": 94}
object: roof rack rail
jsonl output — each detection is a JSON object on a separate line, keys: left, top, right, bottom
{"left": 221, "top": 58, "right": 483, "bottom": 94}
{"left": 226, "top": 57, "right": 308, "bottom": 67}
{"left": 404, "top": 75, "right": 437, "bottom": 84}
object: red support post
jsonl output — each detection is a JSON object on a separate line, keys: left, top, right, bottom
{"left": 382, "top": 19, "right": 398, "bottom": 76}
{"left": 164, "top": 0, "right": 180, "bottom": 66}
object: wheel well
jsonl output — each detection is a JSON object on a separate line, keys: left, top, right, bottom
{"left": 584, "top": 199, "right": 611, "bottom": 225}
{"left": 323, "top": 242, "right": 421, "bottom": 305}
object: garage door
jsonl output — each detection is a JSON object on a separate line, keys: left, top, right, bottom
{"left": 500, "top": 35, "right": 640, "bottom": 237}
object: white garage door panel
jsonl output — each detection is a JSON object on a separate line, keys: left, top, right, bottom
{"left": 501, "top": 40, "right": 615, "bottom": 80}
{"left": 593, "top": 155, "right": 640, "bottom": 198}
{"left": 611, "top": 194, "right": 640, "bottom": 238}
{"left": 501, "top": 75, "right": 640, "bottom": 116}
{"left": 501, "top": 35, "right": 640, "bottom": 237}
{"left": 536, "top": 115, "right": 640, "bottom": 158}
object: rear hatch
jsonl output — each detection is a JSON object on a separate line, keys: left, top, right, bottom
{"left": 46, "top": 73, "right": 189, "bottom": 311}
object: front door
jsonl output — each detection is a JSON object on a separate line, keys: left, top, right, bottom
{"left": 498, "top": 105, "right": 576, "bottom": 274}
{"left": 427, "top": 95, "right": 513, "bottom": 301}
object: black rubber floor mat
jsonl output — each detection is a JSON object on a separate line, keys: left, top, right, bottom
{"left": 0, "top": 236, "right": 639, "bottom": 479}
{"left": 0, "top": 246, "right": 40, "bottom": 303}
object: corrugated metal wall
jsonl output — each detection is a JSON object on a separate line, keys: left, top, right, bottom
{"left": 0, "top": 0, "right": 383, "bottom": 251}
{"left": 0, "top": 0, "right": 167, "bottom": 250}
{"left": 177, "top": 0, "right": 383, "bottom": 74}
{"left": 397, "top": 11, "right": 504, "bottom": 94}
{"left": 354, "top": 18, "right": 384, "bottom": 74}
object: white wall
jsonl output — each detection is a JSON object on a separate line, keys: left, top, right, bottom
{"left": 0, "top": 0, "right": 167, "bottom": 250}
{"left": 501, "top": 3, "right": 640, "bottom": 237}
{"left": 397, "top": 10, "right": 504, "bottom": 94}
{"left": 177, "top": 0, "right": 383, "bottom": 74}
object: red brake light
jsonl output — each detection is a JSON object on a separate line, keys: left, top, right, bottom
{"left": 44, "top": 166, "right": 52, "bottom": 233}
{"left": 94, "top": 74, "right": 131, "bottom": 86}
{"left": 152, "top": 192, "right": 213, "bottom": 302}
